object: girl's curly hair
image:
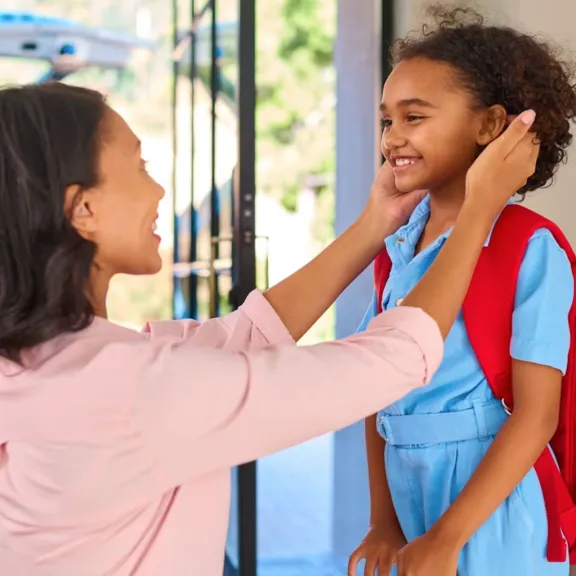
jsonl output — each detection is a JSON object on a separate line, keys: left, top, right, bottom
{"left": 392, "top": 4, "right": 576, "bottom": 197}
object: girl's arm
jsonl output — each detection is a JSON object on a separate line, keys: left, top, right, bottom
{"left": 366, "top": 416, "right": 404, "bottom": 533}
{"left": 359, "top": 303, "right": 405, "bottom": 538}
{"left": 417, "top": 231, "right": 574, "bottom": 553}
{"left": 429, "top": 360, "right": 562, "bottom": 549}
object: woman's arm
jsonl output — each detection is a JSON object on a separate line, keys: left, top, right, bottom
{"left": 148, "top": 165, "right": 423, "bottom": 350}
{"left": 132, "top": 112, "right": 540, "bottom": 485}
{"left": 134, "top": 306, "right": 443, "bottom": 485}
{"left": 132, "top": 207, "right": 504, "bottom": 483}
{"left": 133, "top": 197, "right": 525, "bottom": 486}
{"left": 263, "top": 211, "right": 396, "bottom": 341}
{"left": 263, "top": 164, "right": 427, "bottom": 341}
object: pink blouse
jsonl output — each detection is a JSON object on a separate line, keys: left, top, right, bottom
{"left": 0, "top": 290, "right": 442, "bottom": 575}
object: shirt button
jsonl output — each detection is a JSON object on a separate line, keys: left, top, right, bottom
{"left": 396, "top": 237, "right": 405, "bottom": 243}
{"left": 396, "top": 298, "right": 404, "bottom": 306}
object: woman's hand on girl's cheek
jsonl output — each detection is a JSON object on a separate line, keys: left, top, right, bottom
{"left": 361, "top": 161, "right": 427, "bottom": 240}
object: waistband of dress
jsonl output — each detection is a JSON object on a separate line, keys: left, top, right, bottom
{"left": 377, "top": 400, "right": 508, "bottom": 447}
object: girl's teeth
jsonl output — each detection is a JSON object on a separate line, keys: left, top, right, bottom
{"left": 396, "top": 158, "right": 417, "bottom": 166}
{"left": 152, "top": 222, "right": 158, "bottom": 232}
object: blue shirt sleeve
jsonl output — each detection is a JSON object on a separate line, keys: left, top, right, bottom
{"left": 511, "top": 228, "right": 574, "bottom": 374}
{"left": 356, "top": 291, "right": 378, "bottom": 333}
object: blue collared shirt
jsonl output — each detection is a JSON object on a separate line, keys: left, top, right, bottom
{"left": 358, "top": 196, "right": 574, "bottom": 415}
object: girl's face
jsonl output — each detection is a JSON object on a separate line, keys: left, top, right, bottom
{"left": 69, "top": 108, "right": 165, "bottom": 277}
{"left": 380, "top": 57, "right": 505, "bottom": 195}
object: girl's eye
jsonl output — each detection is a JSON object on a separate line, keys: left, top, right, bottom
{"left": 406, "top": 114, "right": 425, "bottom": 123}
{"left": 381, "top": 118, "right": 392, "bottom": 129}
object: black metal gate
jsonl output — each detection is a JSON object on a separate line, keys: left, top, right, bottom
{"left": 171, "top": 0, "right": 257, "bottom": 574}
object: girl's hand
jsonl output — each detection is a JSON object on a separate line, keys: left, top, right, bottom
{"left": 348, "top": 524, "right": 407, "bottom": 576}
{"left": 464, "top": 109, "right": 539, "bottom": 220}
{"left": 360, "top": 161, "right": 427, "bottom": 241}
{"left": 396, "top": 533, "right": 459, "bottom": 576}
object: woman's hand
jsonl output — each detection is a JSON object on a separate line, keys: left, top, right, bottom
{"left": 396, "top": 533, "right": 459, "bottom": 576}
{"left": 360, "top": 161, "right": 427, "bottom": 242}
{"left": 348, "top": 524, "right": 407, "bottom": 576}
{"left": 464, "top": 109, "right": 539, "bottom": 220}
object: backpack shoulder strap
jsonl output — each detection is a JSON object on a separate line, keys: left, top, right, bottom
{"left": 374, "top": 248, "right": 393, "bottom": 313}
{"left": 463, "top": 204, "right": 576, "bottom": 562}
{"left": 462, "top": 203, "right": 573, "bottom": 406}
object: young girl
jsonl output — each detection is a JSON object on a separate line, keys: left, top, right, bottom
{"left": 349, "top": 6, "right": 576, "bottom": 576}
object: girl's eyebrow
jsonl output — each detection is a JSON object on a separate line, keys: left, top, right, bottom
{"left": 379, "top": 98, "right": 437, "bottom": 113}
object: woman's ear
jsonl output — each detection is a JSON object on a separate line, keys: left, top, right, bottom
{"left": 476, "top": 105, "right": 508, "bottom": 146}
{"left": 65, "top": 185, "right": 97, "bottom": 239}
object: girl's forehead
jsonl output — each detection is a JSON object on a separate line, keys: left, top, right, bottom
{"left": 382, "top": 59, "right": 465, "bottom": 108}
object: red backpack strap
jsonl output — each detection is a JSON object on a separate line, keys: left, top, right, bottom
{"left": 463, "top": 203, "right": 576, "bottom": 562}
{"left": 374, "top": 248, "right": 392, "bottom": 313}
{"left": 462, "top": 204, "right": 550, "bottom": 406}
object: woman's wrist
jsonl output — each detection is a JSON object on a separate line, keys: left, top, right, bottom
{"left": 462, "top": 180, "right": 515, "bottom": 228}
{"left": 455, "top": 199, "right": 494, "bottom": 242}
{"left": 355, "top": 206, "right": 399, "bottom": 252}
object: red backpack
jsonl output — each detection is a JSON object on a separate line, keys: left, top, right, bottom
{"left": 374, "top": 204, "right": 576, "bottom": 563}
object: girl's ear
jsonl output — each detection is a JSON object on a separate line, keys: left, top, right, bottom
{"left": 476, "top": 105, "right": 508, "bottom": 146}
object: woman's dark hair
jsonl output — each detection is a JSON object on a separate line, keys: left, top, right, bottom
{"left": 0, "top": 82, "right": 107, "bottom": 363}
{"left": 392, "top": 4, "right": 576, "bottom": 197}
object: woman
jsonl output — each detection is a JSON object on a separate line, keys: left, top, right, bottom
{"left": 0, "top": 82, "right": 537, "bottom": 575}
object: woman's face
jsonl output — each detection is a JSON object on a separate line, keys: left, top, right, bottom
{"left": 71, "top": 108, "right": 165, "bottom": 277}
{"left": 380, "top": 58, "right": 502, "bottom": 195}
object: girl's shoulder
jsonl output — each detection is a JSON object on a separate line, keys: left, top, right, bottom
{"left": 519, "top": 226, "right": 571, "bottom": 277}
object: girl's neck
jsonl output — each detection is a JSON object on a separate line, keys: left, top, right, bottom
{"left": 427, "top": 179, "right": 466, "bottom": 230}
{"left": 414, "top": 180, "right": 466, "bottom": 255}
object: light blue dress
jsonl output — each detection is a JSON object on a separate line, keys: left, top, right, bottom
{"left": 357, "top": 197, "right": 574, "bottom": 575}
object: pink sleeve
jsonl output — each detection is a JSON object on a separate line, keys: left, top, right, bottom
{"left": 133, "top": 307, "right": 443, "bottom": 486}
{"left": 143, "top": 290, "right": 294, "bottom": 351}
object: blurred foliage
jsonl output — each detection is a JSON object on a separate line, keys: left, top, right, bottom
{"left": 256, "top": 0, "right": 335, "bottom": 216}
